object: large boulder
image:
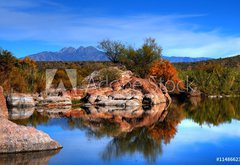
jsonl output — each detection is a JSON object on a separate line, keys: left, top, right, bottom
{"left": 0, "top": 118, "right": 62, "bottom": 153}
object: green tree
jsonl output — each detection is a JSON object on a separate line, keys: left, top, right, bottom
{"left": 120, "top": 38, "right": 162, "bottom": 78}
{"left": 98, "top": 39, "right": 126, "bottom": 63}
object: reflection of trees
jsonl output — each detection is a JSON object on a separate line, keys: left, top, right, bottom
{"left": 102, "top": 127, "right": 163, "bottom": 164}
{"left": 101, "top": 107, "right": 184, "bottom": 164}
{"left": 68, "top": 118, "right": 122, "bottom": 139}
{"left": 184, "top": 98, "right": 240, "bottom": 126}
{"left": 149, "top": 104, "right": 185, "bottom": 145}
{"left": 100, "top": 97, "right": 240, "bottom": 163}
{"left": 12, "top": 111, "right": 49, "bottom": 127}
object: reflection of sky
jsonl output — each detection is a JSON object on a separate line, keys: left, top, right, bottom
{"left": 158, "top": 119, "right": 240, "bottom": 165}
{"left": 175, "top": 119, "right": 240, "bottom": 144}
{"left": 35, "top": 119, "right": 240, "bottom": 165}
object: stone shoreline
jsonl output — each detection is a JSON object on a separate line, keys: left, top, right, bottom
{"left": 0, "top": 87, "right": 62, "bottom": 154}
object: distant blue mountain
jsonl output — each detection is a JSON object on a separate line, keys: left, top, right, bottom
{"left": 163, "top": 56, "right": 212, "bottom": 63}
{"left": 27, "top": 46, "right": 212, "bottom": 62}
{"left": 27, "top": 46, "right": 108, "bottom": 61}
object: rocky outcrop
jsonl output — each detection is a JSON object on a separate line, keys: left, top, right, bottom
{"left": 81, "top": 70, "right": 171, "bottom": 107}
{"left": 0, "top": 86, "right": 62, "bottom": 153}
{"left": 0, "top": 87, "right": 8, "bottom": 118}
{"left": 6, "top": 92, "right": 72, "bottom": 109}
{"left": 35, "top": 96, "right": 72, "bottom": 118}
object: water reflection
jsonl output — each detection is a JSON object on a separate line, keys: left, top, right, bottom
{"left": 67, "top": 104, "right": 168, "bottom": 133}
{"left": 8, "top": 107, "right": 34, "bottom": 120}
{"left": 36, "top": 106, "right": 72, "bottom": 118}
{"left": 182, "top": 97, "right": 240, "bottom": 126}
{"left": 0, "top": 150, "right": 60, "bottom": 165}
{"left": 7, "top": 97, "right": 240, "bottom": 164}
{"left": 101, "top": 106, "right": 183, "bottom": 163}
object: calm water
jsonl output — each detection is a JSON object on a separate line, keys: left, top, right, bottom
{"left": 2, "top": 97, "right": 240, "bottom": 165}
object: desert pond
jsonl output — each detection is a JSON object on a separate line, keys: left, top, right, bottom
{"left": 2, "top": 97, "right": 240, "bottom": 165}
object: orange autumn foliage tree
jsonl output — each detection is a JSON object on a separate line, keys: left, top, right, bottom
{"left": 149, "top": 59, "right": 184, "bottom": 92}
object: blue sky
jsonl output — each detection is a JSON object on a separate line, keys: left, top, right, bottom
{"left": 0, "top": 0, "right": 240, "bottom": 58}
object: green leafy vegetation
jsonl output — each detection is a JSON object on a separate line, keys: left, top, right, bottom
{"left": 179, "top": 63, "right": 240, "bottom": 95}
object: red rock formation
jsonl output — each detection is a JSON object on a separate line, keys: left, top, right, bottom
{"left": 81, "top": 70, "right": 171, "bottom": 107}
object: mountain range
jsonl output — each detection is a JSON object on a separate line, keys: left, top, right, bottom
{"left": 27, "top": 46, "right": 212, "bottom": 63}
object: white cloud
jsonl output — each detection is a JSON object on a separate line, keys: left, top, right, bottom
{"left": 0, "top": 1, "right": 240, "bottom": 58}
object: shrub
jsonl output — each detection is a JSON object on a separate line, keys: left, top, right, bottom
{"left": 72, "top": 99, "right": 82, "bottom": 105}
{"left": 149, "top": 59, "right": 184, "bottom": 92}
{"left": 119, "top": 38, "right": 162, "bottom": 78}
{"left": 34, "top": 72, "right": 46, "bottom": 94}
{"left": 179, "top": 64, "right": 240, "bottom": 95}
{"left": 97, "top": 67, "right": 121, "bottom": 84}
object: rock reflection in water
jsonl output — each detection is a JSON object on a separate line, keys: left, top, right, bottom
{"left": 8, "top": 107, "right": 35, "bottom": 120}
{"left": 64, "top": 104, "right": 168, "bottom": 133}
{"left": 13, "top": 97, "right": 240, "bottom": 129}
{"left": 0, "top": 150, "right": 60, "bottom": 165}
{"left": 36, "top": 106, "right": 72, "bottom": 118}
